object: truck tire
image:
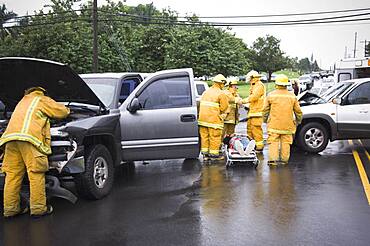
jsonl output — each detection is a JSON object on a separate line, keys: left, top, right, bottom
{"left": 297, "top": 122, "right": 329, "bottom": 154}
{"left": 75, "top": 144, "right": 114, "bottom": 200}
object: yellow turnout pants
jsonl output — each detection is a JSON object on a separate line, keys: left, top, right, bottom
{"left": 199, "top": 126, "right": 223, "bottom": 155}
{"left": 247, "top": 117, "right": 264, "bottom": 150}
{"left": 223, "top": 123, "right": 236, "bottom": 138}
{"left": 267, "top": 133, "right": 293, "bottom": 162}
{"left": 2, "top": 141, "right": 49, "bottom": 216}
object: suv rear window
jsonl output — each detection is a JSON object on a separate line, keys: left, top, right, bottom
{"left": 196, "top": 83, "right": 206, "bottom": 96}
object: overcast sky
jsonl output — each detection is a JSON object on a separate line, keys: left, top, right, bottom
{"left": 3, "top": 0, "right": 370, "bottom": 69}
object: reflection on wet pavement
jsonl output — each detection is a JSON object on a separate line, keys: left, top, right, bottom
{"left": 1, "top": 127, "right": 370, "bottom": 245}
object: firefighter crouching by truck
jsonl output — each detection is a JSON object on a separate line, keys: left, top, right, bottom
{"left": 198, "top": 74, "right": 229, "bottom": 161}
{"left": 263, "top": 74, "right": 303, "bottom": 165}
{"left": 0, "top": 87, "right": 70, "bottom": 218}
{"left": 241, "top": 70, "right": 266, "bottom": 151}
{"left": 222, "top": 77, "right": 242, "bottom": 138}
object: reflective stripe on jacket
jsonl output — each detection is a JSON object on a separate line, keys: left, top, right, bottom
{"left": 0, "top": 91, "right": 70, "bottom": 155}
{"left": 223, "top": 89, "right": 240, "bottom": 125}
{"left": 262, "top": 88, "right": 303, "bottom": 135}
{"left": 198, "top": 84, "right": 229, "bottom": 129}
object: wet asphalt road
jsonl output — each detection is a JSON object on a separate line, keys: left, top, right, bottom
{"left": 1, "top": 123, "right": 370, "bottom": 245}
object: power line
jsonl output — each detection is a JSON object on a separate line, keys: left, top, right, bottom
{"left": 99, "top": 17, "right": 370, "bottom": 27}
{"left": 3, "top": 9, "right": 370, "bottom": 29}
{"left": 9, "top": 8, "right": 89, "bottom": 20}
{"left": 98, "top": 7, "right": 370, "bottom": 19}
{"left": 174, "top": 7, "right": 370, "bottom": 18}
{"left": 3, "top": 16, "right": 370, "bottom": 29}
{"left": 6, "top": 6, "right": 370, "bottom": 24}
{"left": 102, "top": 11, "right": 370, "bottom": 25}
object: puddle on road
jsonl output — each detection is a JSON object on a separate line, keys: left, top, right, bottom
{"left": 197, "top": 158, "right": 299, "bottom": 241}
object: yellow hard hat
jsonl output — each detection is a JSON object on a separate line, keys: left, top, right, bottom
{"left": 226, "top": 77, "right": 239, "bottom": 86}
{"left": 213, "top": 74, "right": 227, "bottom": 84}
{"left": 275, "top": 74, "right": 289, "bottom": 86}
{"left": 245, "top": 70, "right": 261, "bottom": 83}
{"left": 25, "top": 86, "right": 47, "bottom": 95}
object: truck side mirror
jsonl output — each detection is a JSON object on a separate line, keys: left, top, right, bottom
{"left": 127, "top": 98, "right": 140, "bottom": 113}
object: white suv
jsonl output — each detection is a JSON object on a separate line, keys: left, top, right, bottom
{"left": 296, "top": 78, "right": 370, "bottom": 153}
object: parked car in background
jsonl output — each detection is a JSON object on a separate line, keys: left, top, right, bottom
{"left": 195, "top": 80, "right": 209, "bottom": 99}
{"left": 260, "top": 74, "right": 268, "bottom": 82}
{"left": 270, "top": 73, "right": 277, "bottom": 81}
{"left": 195, "top": 80, "right": 209, "bottom": 111}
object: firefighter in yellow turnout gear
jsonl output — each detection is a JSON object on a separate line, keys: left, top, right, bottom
{"left": 242, "top": 70, "right": 266, "bottom": 151}
{"left": 222, "top": 78, "right": 242, "bottom": 137}
{"left": 263, "top": 75, "right": 303, "bottom": 165}
{"left": 0, "top": 87, "right": 70, "bottom": 217}
{"left": 198, "top": 74, "right": 229, "bottom": 161}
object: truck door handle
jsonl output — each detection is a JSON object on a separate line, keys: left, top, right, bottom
{"left": 181, "top": 114, "right": 196, "bottom": 122}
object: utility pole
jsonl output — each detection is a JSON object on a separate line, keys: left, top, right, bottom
{"left": 353, "top": 32, "right": 357, "bottom": 58}
{"left": 92, "top": 0, "right": 98, "bottom": 72}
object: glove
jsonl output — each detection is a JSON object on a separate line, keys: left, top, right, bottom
{"left": 241, "top": 97, "right": 249, "bottom": 104}
{"left": 235, "top": 97, "right": 243, "bottom": 106}
{"left": 219, "top": 114, "right": 227, "bottom": 121}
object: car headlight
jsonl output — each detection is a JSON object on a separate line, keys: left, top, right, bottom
{"left": 50, "top": 127, "right": 69, "bottom": 137}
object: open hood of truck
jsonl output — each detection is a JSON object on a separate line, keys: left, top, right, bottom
{"left": 0, "top": 57, "right": 105, "bottom": 111}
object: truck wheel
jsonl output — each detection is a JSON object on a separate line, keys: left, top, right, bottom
{"left": 75, "top": 144, "right": 114, "bottom": 200}
{"left": 297, "top": 122, "right": 329, "bottom": 154}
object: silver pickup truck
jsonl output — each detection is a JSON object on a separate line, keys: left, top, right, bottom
{"left": 0, "top": 57, "right": 200, "bottom": 202}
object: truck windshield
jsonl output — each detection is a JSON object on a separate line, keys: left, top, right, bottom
{"left": 320, "top": 82, "right": 354, "bottom": 102}
{"left": 83, "top": 78, "right": 118, "bottom": 107}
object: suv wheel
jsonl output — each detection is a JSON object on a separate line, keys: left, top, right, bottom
{"left": 75, "top": 144, "right": 114, "bottom": 200}
{"left": 297, "top": 122, "right": 329, "bottom": 153}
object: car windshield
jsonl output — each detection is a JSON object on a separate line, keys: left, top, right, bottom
{"left": 299, "top": 75, "right": 310, "bottom": 80}
{"left": 320, "top": 82, "right": 354, "bottom": 102}
{"left": 83, "top": 78, "right": 118, "bottom": 107}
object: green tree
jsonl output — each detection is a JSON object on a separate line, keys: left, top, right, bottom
{"left": 250, "top": 35, "right": 287, "bottom": 81}
{"left": 163, "top": 25, "right": 250, "bottom": 76}
{"left": 0, "top": 0, "right": 251, "bottom": 75}
{"left": 298, "top": 58, "right": 311, "bottom": 74}
{"left": 285, "top": 56, "right": 299, "bottom": 72}
{"left": 311, "top": 60, "right": 320, "bottom": 71}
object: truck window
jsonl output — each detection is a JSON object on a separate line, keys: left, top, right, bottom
{"left": 119, "top": 77, "right": 140, "bottom": 103}
{"left": 137, "top": 76, "right": 191, "bottom": 110}
{"left": 196, "top": 83, "right": 206, "bottom": 96}
{"left": 338, "top": 73, "right": 351, "bottom": 82}
{"left": 355, "top": 68, "right": 370, "bottom": 79}
{"left": 347, "top": 82, "right": 370, "bottom": 105}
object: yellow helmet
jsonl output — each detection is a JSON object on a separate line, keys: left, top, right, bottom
{"left": 25, "top": 86, "right": 47, "bottom": 95}
{"left": 226, "top": 77, "right": 239, "bottom": 86}
{"left": 245, "top": 70, "right": 261, "bottom": 83}
{"left": 212, "top": 74, "right": 227, "bottom": 84}
{"left": 275, "top": 74, "right": 289, "bottom": 86}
